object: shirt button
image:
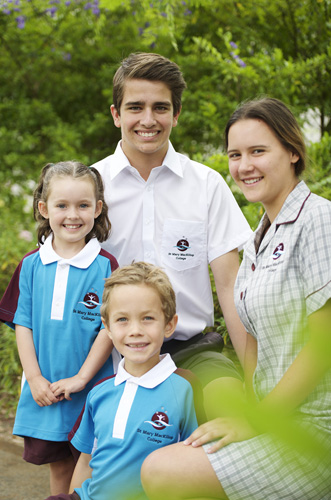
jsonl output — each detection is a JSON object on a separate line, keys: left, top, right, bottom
{"left": 251, "top": 263, "right": 256, "bottom": 271}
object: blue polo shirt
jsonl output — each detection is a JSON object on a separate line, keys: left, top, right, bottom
{"left": 1, "top": 236, "right": 118, "bottom": 442}
{"left": 70, "top": 354, "right": 198, "bottom": 500}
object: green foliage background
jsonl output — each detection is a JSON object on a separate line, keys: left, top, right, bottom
{"left": 1, "top": 0, "right": 330, "bottom": 413}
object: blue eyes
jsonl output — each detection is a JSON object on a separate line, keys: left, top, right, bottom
{"left": 56, "top": 203, "right": 90, "bottom": 209}
{"left": 116, "top": 316, "right": 154, "bottom": 322}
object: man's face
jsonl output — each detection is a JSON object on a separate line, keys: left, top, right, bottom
{"left": 111, "top": 79, "right": 180, "bottom": 168}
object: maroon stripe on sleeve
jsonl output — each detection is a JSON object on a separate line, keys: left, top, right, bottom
{"left": 99, "top": 248, "right": 119, "bottom": 272}
{"left": 0, "top": 249, "right": 39, "bottom": 324}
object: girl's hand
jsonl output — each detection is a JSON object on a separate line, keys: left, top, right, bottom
{"left": 28, "top": 374, "right": 60, "bottom": 407}
{"left": 50, "top": 375, "right": 87, "bottom": 401}
{"left": 184, "top": 416, "right": 257, "bottom": 454}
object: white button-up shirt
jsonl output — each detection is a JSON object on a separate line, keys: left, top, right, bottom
{"left": 93, "top": 141, "right": 252, "bottom": 340}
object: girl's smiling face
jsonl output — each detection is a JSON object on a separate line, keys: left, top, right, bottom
{"left": 38, "top": 176, "right": 102, "bottom": 257}
{"left": 227, "top": 119, "right": 299, "bottom": 222}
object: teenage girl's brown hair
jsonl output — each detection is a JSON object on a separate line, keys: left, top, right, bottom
{"left": 224, "top": 97, "right": 307, "bottom": 176}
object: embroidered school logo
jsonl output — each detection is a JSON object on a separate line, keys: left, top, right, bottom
{"left": 174, "top": 238, "right": 190, "bottom": 252}
{"left": 145, "top": 411, "right": 172, "bottom": 430}
{"left": 78, "top": 292, "right": 100, "bottom": 309}
{"left": 272, "top": 243, "right": 284, "bottom": 260}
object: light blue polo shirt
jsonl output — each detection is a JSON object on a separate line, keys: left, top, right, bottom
{"left": 13, "top": 236, "right": 118, "bottom": 441}
{"left": 71, "top": 354, "right": 198, "bottom": 500}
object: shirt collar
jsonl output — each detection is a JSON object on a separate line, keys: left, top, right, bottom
{"left": 246, "top": 181, "right": 311, "bottom": 259}
{"left": 109, "top": 142, "right": 132, "bottom": 180}
{"left": 161, "top": 142, "right": 184, "bottom": 177}
{"left": 114, "top": 353, "right": 177, "bottom": 388}
{"left": 274, "top": 180, "right": 311, "bottom": 226}
{"left": 110, "top": 141, "right": 183, "bottom": 180}
{"left": 39, "top": 234, "right": 101, "bottom": 269}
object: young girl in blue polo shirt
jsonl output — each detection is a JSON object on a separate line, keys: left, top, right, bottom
{"left": 0, "top": 161, "right": 119, "bottom": 495}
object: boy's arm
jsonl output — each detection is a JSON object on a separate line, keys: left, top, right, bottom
{"left": 16, "top": 324, "right": 59, "bottom": 406}
{"left": 50, "top": 329, "right": 113, "bottom": 400}
{"left": 210, "top": 250, "right": 248, "bottom": 367}
{"left": 69, "top": 452, "right": 92, "bottom": 492}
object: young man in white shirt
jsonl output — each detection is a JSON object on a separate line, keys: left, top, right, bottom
{"left": 93, "top": 52, "right": 252, "bottom": 418}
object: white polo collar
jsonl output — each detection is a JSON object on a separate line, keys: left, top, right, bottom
{"left": 39, "top": 234, "right": 101, "bottom": 269}
{"left": 110, "top": 141, "right": 183, "bottom": 180}
{"left": 115, "top": 353, "right": 176, "bottom": 388}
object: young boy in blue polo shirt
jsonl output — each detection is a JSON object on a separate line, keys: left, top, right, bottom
{"left": 46, "top": 261, "right": 203, "bottom": 500}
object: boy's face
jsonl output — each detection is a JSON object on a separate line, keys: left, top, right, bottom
{"left": 111, "top": 79, "right": 180, "bottom": 168}
{"left": 102, "top": 283, "right": 177, "bottom": 377}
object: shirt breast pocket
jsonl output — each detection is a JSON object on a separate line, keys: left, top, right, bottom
{"left": 161, "top": 219, "right": 206, "bottom": 271}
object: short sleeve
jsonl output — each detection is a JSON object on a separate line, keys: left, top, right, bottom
{"left": 0, "top": 249, "right": 38, "bottom": 328}
{"left": 300, "top": 202, "right": 331, "bottom": 316}
{"left": 13, "top": 258, "right": 34, "bottom": 330}
{"left": 171, "top": 372, "right": 199, "bottom": 440}
{"left": 180, "top": 385, "right": 199, "bottom": 440}
{"left": 69, "top": 395, "right": 95, "bottom": 454}
{"left": 207, "top": 171, "right": 252, "bottom": 262}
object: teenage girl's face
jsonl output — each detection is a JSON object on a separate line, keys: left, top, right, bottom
{"left": 102, "top": 283, "right": 177, "bottom": 378}
{"left": 38, "top": 176, "right": 102, "bottom": 257}
{"left": 227, "top": 118, "right": 299, "bottom": 222}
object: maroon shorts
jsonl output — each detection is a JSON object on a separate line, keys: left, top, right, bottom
{"left": 45, "top": 492, "right": 80, "bottom": 500}
{"left": 23, "top": 436, "right": 80, "bottom": 465}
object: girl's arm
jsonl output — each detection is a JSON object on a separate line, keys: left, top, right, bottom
{"left": 16, "top": 324, "right": 59, "bottom": 407}
{"left": 260, "top": 298, "right": 331, "bottom": 414}
{"left": 185, "top": 299, "right": 331, "bottom": 453}
{"left": 69, "top": 452, "right": 92, "bottom": 492}
{"left": 50, "top": 329, "right": 113, "bottom": 400}
{"left": 243, "top": 333, "right": 257, "bottom": 402}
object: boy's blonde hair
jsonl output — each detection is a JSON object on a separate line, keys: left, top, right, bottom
{"left": 101, "top": 262, "right": 176, "bottom": 326}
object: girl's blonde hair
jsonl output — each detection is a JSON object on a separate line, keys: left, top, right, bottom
{"left": 33, "top": 161, "right": 111, "bottom": 246}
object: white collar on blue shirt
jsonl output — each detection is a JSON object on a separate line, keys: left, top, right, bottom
{"left": 39, "top": 234, "right": 101, "bottom": 269}
{"left": 115, "top": 353, "right": 177, "bottom": 389}
{"left": 109, "top": 141, "right": 184, "bottom": 180}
